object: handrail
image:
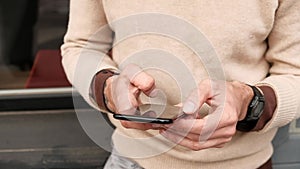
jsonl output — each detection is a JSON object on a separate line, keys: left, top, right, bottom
{"left": 0, "top": 87, "right": 89, "bottom": 112}
{"left": 0, "top": 87, "right": 73, "bottom": 98}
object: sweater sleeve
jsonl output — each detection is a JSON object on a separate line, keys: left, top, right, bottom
{"left": 61, "top": 0, "right": 118, "bottom": 110}
{"left": 256, "top": 0, "right": 300, "bottom": 132}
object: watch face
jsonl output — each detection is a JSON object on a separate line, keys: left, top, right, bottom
{"left": 237, "top": 86, "right": 265, "bottom": 131}
{"left": 253, "top": 106, "right": 262, "bottom": 117}
{"left": 249, "top": 95, "right": 265, "bottom": 119}
{"left": 253, "top": 101, "right": 264, "bottom": 118}
{"left": 250, "top": 96, "right": 259, "bottom": 107}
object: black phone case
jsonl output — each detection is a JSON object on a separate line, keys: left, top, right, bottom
{"left": 113, "top": 114, "right": 173, "bottom": 124}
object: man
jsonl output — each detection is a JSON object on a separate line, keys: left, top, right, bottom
{"left": 61, "top": 1, "right": 300, "bottom": 168}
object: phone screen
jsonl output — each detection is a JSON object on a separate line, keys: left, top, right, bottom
{"left": 113, "top": 104, "right": 183, "bottom": 124}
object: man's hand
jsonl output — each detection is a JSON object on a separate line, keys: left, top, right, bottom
{"left": 160, "top": 79, "right": 254, "bottom": 150}
{"left": 104, "top": 64, "right": 158, "bottom": 130}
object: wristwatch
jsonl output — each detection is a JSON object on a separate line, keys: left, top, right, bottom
{"left": 236, "top": 85, "right": 265, "bottom": 132}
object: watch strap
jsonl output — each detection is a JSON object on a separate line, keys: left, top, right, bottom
{"left": 236, "top": 85, "right": 265, "bottom": 132}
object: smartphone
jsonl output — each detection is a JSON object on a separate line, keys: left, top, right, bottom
{"left": 113, "top": 114, "right": 173, "bottom": 124}
{"left": 113, "top": 104, "right": 183, "bottom": 124}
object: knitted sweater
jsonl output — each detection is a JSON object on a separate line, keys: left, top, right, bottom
{"left": 61, "top": 0, "right": 300, "bottom": 168}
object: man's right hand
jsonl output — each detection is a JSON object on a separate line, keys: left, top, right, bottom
{"left": 104, "top": 64, "right": 160, "bottom": 130}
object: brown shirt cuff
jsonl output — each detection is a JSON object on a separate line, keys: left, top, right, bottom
{"left": 252, "top": 86, "right": 277, "bottom": 131}
{"left": 92, "top": 69, "right": 117, "bottom": 113}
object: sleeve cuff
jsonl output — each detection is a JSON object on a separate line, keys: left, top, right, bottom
{"left": 92, "top": 69, "right": 118, "bottom": 113}
{"left": 255, "top": 75, "right": 299, "bottom": 132}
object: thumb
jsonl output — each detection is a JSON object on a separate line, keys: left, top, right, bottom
{"left": 183, "top": 80, "right": 212, "bottom": 114}
{"left": 182, "top": 90, "right": 201, "bottom": 115}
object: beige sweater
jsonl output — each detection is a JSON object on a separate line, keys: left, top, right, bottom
{"left": 61, "top": 0, "right": 300, "bottom": 168}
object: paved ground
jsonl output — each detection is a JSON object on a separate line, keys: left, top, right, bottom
{"left": 0, "top": 109, "right": 111, "bottom": 169}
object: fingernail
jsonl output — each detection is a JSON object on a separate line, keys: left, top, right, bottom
{"left": 183, "top": 101, "right": 195, "bottom": 113}
{"left": 149, "top": 89, "right": 158, "bottom": 97}
{"left": 142, "top": 110, "right": 156, "bottom": 117}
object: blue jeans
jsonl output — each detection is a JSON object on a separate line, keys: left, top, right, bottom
{"left": 104, "top": 151, "right": 144, "bottom": 169}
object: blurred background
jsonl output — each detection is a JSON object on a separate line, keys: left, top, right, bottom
{"left": 0, "top": 1, "right": 112, "bottom": 169}
{"left": 0, "top": 1, "right": 299, "bottom": 169}
{"left": 0, "top": 0, "right": 69, "bottom": 89}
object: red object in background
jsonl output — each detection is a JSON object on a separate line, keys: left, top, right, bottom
{"left": 25, "top": 50, "right": 72, "bottom": 88}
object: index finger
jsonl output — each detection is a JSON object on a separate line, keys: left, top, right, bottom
{"left": 112, "top": 76, "right": 137, "bottom": 115}
{"left": 121, "top": 64, "right": 156, "bottom": 97}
